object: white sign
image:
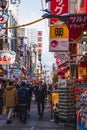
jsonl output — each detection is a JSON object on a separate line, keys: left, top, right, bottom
{"left": 0, "top": 50, "right": 16, "bottom": 65}
{"left": 49, "top": 38, "right": 68, "bottom": 52}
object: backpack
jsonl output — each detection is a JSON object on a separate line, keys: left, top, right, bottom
{"left": 18, "top": 87, "right": 27, "bottom": 105}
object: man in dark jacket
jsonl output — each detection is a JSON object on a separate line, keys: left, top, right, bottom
{"left": 35, "top": 81, "right": 47, "bottom": 119}
{"left": 17, "top": 81, "right": 30, "bottom": 123}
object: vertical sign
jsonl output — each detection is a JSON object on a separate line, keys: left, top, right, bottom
{"left": 50, "top": 0, "right": 68, "bottom": 24}
{"left": 37, "top": 31, "right": 42, "bottom": 61}
{"left": 49, "top": 25, "right": 69, "bottom": 51}
{"left": 49, "top": 0, "right": 69, "bottom": 52}
{"left": 20, "top": 38, "right": 24, "bottom": 57}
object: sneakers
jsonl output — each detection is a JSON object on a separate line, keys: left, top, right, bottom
{"left": 6, "top": 119, "right": 12, "bottom": 124}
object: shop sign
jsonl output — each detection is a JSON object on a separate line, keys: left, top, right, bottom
{"left": 49, "top": 38, "right": 68, "bottom": 52}
{"left": 78, "top": 67, "right": 86, "bottom": 76}
{"left": 52, "top": 92, "right": 59, "bottom": 105}
{"left": 49, "top": 25, "right": 68, "bottom": 51}
{"left": 50, "top": 0, "right": 68, "bottom": 24}
{"left": 0, "top": 50, "right": 16, "bottom": 65}
{"left": 37, "top": 31, "right": 42, "bottom": 36}
{"left": 20, "top": 38, "right": 24, "bottom": 57}
{"left": 69, "top": 14, "right": 87, "bottom": 42}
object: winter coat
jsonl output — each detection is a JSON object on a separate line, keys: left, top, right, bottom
{"left": 17, "top": 86, "right": 30, "bottom": 105}
{"left": 36, "top": 85, "right": 47, "bottom": 102}
{"left": 3, "top": 85, "right": 18, "bottom": 108}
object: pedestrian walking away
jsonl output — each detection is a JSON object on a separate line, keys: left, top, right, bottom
{"left": 17, "top": 81, "right": 30, "bottom": 123}
{"left": 35, "top": 81, "right": 47, "bottom": 119}
{"left": 3, "top": 80, "right": 18, "bottom": 124}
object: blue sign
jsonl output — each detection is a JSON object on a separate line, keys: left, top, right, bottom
{"left": 26, "top": 70, "right": 30, "bottom": 75}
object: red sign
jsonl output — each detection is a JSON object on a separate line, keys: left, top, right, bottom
{"left": 69, "top": 14, "right": 87, "bottom": 42}
{"left": 38, "top": 43, "right": 42, "bottom": 48}
{"left": 37, "top": 31, "right": 42, "bottom": 36}
{"left": 50, "top": 0, "right": 68, "bottom": 24}
{"left": 37, "top": 49, "right": 42, "bottom": 54}
{"left": 37, "top": 37, "right": 42, "bottom": 42}
{"left": 77, "top": 0, "right": 87, "bottom": 13}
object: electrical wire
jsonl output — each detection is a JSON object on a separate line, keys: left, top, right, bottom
{"left": 5, "top": 17, "right": 45, "bottom": 29}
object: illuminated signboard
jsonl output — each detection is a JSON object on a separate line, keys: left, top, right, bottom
{"left": 0, "top": 50, "right": 16, "bottom": 65}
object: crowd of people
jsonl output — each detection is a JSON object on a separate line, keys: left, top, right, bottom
{"left": 0, "top": 79, "right": 55, "bottom": 124}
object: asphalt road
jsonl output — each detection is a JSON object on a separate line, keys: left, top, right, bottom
{"left": 0, "top": 100, "right": 77, "bottom": 130}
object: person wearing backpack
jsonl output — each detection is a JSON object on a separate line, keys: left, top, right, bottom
{"left": 17, "top": 81, "right": 30, "bottom": 123}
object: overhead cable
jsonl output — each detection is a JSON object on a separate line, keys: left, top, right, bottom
{"left": 5, "top": 18, "right": 45, "bottom": 29}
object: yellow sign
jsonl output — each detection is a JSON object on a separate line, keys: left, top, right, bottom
{"left": 52, "top": 92, "right": 59, "bottom": 104}
{"left": 78, "top": 68, "right": 86, "bottom": 75}
{"left": 50, "top": 25, "right": 68, "bottom": 38}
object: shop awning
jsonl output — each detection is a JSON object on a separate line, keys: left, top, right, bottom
{"left": 58, "top": 66, "right": 69, "bottom": 75}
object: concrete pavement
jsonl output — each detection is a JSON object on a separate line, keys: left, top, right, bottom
{"left": 0, "top": 101, "right": 77, "bottom": 130}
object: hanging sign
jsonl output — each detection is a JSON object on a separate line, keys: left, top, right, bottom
{"left": 50, "top": 0, "right": 68, "bottom": 24}
{"left": 69, "top": 13, "right": 87, "bottom": 42}
{"left": 20, "top": 38, "right": 24, "bottom": 57}
{"left": 49, "top": 25, "right": 69, "bottom": 51}
{"left": 0, "top": 50, "right": 16, "bottom": 65}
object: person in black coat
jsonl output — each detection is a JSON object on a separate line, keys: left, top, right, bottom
{"left": 35, "top": 81, "right": 47, "bottom": 119}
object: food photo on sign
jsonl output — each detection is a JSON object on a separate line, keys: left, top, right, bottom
{"left": 0, "top": 50, "right": 16, "bottom": 65}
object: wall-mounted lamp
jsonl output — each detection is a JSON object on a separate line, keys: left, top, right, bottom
{"left": 83, "top": 31, "right": 87, "bottom": 36}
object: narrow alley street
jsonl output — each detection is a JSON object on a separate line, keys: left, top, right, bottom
{"left": 0, "top": 100, "right": 76, "bottom": 130}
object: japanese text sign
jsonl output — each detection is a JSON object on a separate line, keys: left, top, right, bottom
{"left": 69, "top": 14, "right": 87, "bottom": 42}
{"left": 0, "top": 50, "right": 16, "bottom": 66}
{"left": 50, "top": 0, "right": 68, "bottom": 24}
{"left": 50, "top": 25, "right": 68, "bottom": 38}
{"left": 49, "top": 25, "right": 69, "bottom": 51}
{"left": 20, "top": 38, "right": 24, "bottom": 57}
